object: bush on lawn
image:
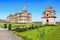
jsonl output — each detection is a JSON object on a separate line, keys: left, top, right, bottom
{"left": 23, "top": 27, "right": 28, "bottom": 31}
{"left": 35, "top": 26, "right": 39, "bottom": 28}
{"left": 29, "top": 26, "right": 32, "bottom": 30}
{"left": 8, "top": 24, "right": 11, "bottom": 30}
{"left": 13, "top": 27, "right": 27, "bottom": 32}
{"left": 14, "top": 27, "right": 21, "bottom": 32}
{"left": 13, "top": 24, "right": 42, "bottom": 32}
{"left": 4, "top": 23, "right": 7, "bottom": 28}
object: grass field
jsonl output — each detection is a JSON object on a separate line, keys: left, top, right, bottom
{"left": 0, "top": 22, "right": 60, "bottom": 40}
{"left": 11, "top": 24, "right": 60, "bottom": 40}
{"left": 0, "top": 23, "right": 4, "bottom": 28}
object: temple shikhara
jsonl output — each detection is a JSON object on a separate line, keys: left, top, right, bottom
{"left": 42, "top": 5, "right": 56, "bottom": 25}
{"left": 7, "top": 7, "right": 32, "bottom": 23}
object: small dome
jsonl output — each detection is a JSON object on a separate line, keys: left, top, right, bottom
{"left": 45, "top": 5, "right": 55, "bottom": 12}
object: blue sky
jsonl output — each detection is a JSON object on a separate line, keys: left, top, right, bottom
{"left": 0, "top": 0, "right": 60, "bottom": 22}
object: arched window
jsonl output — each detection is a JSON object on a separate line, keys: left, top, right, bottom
{"left": 47, "top": 13, "right": 48, "bottom": 16}
{"left": 47, "top": 19, "right": 49, "bottom": 24}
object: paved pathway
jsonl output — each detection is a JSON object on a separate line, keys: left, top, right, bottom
{"left": 0, "top": 27, "right": 24, "bottom": 40}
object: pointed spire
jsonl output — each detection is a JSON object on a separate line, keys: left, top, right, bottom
{"left": 48, "top": 4, "right": 51, "bottom": 7}
{"left": 47, "top": 4, "right": 52, "bottom": 9}
{"left": 23, "top": 6, "right": 26, "bottom": 10}
{"left": 16, "top": 9, "right": 19, "bottom": 13}
{"left": 15, "top": 9, "right": 19, "bottom": 15}
{"left": 9, "top": 11, "right": 12, "bottom": 16}
{"left": 22, "top": 6, "right": 27, "bottom": 12}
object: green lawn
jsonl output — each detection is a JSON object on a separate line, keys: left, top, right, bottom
{"left": 0, "top": 22, "right": 60, "bottom": 40}
{"left": 0, "top": 23, "right": 4, "bottom": 28}
{"left": 11, "top": 24, "right": 60, "bottom": 40}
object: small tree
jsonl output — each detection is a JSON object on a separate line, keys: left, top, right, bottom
{"left": 8, "top": 24, "right": 11, "bottom": 30}
{"left": 4, "top": 23, "right": 7, "bottom": 28}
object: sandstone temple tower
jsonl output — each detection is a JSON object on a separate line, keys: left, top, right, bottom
{"left": 7, "top": 6, "right": 32, "bottom": 23}
{"left": 42, "top": 5, "right": 56, "bottom": 25}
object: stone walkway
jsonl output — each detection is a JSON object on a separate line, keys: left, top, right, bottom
{"left": 0, "top": 27, "right": 24, "bottom": 40}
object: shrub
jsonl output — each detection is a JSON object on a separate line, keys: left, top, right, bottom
{"left": 13, "top": 27, "right": 26, "bottom": 32}
{"left": 23, "top": 27, "right": 27, "bottom": 31}
{"left": 39, "top": 25, "right": 43, "bottom": 27}
{"left": 29, "top": 27, "right": 32, "bottom": 30}
{"left": 34, "top": 25, "right": 39, "bottom": 29}
{"left": 14, "top": 27, "right": 21, "bottom": 32}
{"left": 8, "top": 24, "right": 11, "bottom": 30}
{"left": 4, "top": 23, "right": 7, "bottom": 28}
{"left": 31, "top": 26, "right": 35, "bottom": 29}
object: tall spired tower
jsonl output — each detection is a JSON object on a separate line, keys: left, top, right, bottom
{"left": 42, "top": 5, "right": 56, "bottom": 25}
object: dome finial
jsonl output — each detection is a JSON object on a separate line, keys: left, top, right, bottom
{"left": 47, "top": 4, "right": 52, "bottom": 8}
{"left": 23, "top": 6, "right": 26, "bottom": 11}
{"left": 22, "top": 6, "right": 27, "bottom": 12}
{"left": 48, "top": 4, "right": 51, "bottom": 7}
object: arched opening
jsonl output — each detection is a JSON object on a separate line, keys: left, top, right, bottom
{"left": 47, "top": 19, "right": 49, "bottom": 24}
{"left": 47, "top": 13, "right": 48, "bottom": 16}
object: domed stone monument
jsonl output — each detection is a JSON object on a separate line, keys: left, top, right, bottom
{"left": 42, "top": 5, "right": 56, "bottom": 25}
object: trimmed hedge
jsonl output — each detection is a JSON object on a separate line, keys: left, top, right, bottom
{"left": 13, "top": 25, "right": 41, "bottom": 32}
